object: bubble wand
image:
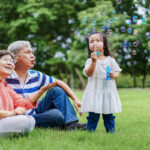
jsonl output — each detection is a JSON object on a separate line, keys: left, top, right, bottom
{"left": 94, "top": 45, "right": 100, "bottom": 56}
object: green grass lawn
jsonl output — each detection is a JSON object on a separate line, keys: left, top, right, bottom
{"left": 0, "top": 88, "right": 150, "bottom": 150}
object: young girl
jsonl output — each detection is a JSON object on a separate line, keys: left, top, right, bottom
{"left": 81, "top": 32, "right": 122, "bottom": 132}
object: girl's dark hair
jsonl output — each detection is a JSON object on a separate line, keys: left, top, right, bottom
{"left": 86, "top": 31, "right": 113, "bottom": 58}
{"left": 0, "top": 50, "right": 14, "bottom": 59}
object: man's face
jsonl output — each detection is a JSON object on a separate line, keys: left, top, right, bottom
{"left": 16, "top": 46, "right": 35, "bottom": 69}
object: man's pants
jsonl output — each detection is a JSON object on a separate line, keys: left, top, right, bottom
{"left": 87, "top": 112, "right": 115, "bottom": 132}
{"left": 32, "top": 86, "right": 78, "bottom": 128}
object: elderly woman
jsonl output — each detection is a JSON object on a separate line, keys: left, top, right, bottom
{"left": 0, "top": 50, "right": 56, "bottom": 137}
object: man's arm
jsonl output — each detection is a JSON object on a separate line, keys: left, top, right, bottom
{"left": 55, "top": 79, "right": 81, "bottom": 113}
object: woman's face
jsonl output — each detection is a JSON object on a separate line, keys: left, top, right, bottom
{"left": 89, "top": 33, "right": 104, "bottom": 52}
{"left": 0, "top": 55, "right": 15, "bottom": 78}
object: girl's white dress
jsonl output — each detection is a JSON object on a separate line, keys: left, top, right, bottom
{"left": 81, "top": 56, "right": 122, "bottom": 114}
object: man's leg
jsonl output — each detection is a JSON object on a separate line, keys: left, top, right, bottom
{"left": 102, "top": 114, "right": 115, "bottom": 133}
{"left": 87, "top": 112, "right": 100, "bottom": 132}
{"left": 32, "top": 109, "right": 65, "bottom": 128}
{"left": 35, "top": 86, "right": 78, "bottom": 124}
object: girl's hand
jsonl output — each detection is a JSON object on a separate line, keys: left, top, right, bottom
{"left": 15, "top": 107, "right": 26, "bottom": 115}
{"left": 91, "top": 52, "right": 97, "bottom": 62}
{"left": 109, "top": 71, "right": 120, "bottom": 79}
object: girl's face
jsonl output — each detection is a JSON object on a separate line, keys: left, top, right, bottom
{"left": 89, "top": 33, "right": 104, "bottom": 52}
{"left": 0, "top": 55, "right": 15, "bottom": 79}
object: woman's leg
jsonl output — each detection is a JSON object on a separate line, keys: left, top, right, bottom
{"left": 102, "top": 114, "right": 115, "bottom": 133}
{"left": 0, "top": 115, "right": 35, "bottom": 137}
{"left": 87, "top": 112, "right": 100, "bottom": 132}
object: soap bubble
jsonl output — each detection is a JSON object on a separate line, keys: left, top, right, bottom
{"left": 121, "top": 26, "right": 126, "bottom": 33}
{"left": 132, "top": 50, "right": 137, "bottom": 55}
{"left": 127, "top": 28, "right": 133, "bottom": 34}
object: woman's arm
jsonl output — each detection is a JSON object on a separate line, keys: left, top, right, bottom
{"left": 0, "top": 110, "right": 16, "bottom": 118}
{"left": 10, "top": 82, "right": 56, "bottom": 109}
{"left": 29, "top": 82, "right": 57, "bottom": 104}
{"left": 0, "top": 107, "right": 26, "bottom": 118}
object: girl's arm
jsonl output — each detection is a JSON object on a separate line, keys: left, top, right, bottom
{"left": 85, "top": 53, "right": 97, "bottom": 77}
{"left": 85, "top": 61, "right": 96, "bottom": 77}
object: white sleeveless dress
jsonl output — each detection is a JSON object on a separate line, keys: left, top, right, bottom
{"left": 81, "top": 56, "right": 122, "bottom": 114}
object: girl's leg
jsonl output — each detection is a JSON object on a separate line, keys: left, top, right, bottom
{"left": 102, "top": 114, "right": 115, "bottom": 133}
{"left": 0, "top": 115, "right": 35, "bottom": 138}
{"left": 87, "top": 112, "right": 100, "bottom": 132}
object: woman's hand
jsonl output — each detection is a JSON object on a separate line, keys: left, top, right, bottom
{"left": 40, "top": 82, "right": 57, "bottom": 92}
{"left": 15, "top": 107, "right": 26, "bottom": 115}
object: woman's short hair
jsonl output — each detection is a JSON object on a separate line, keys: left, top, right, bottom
{"left": 7, "top": 41, "right": 31, "bottom": 54}
{"left": 0, "top": 50, "right": 14, "bottom": 59}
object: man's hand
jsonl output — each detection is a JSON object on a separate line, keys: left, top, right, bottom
{"left": 15, "top": 107, "right": 26, "bottom": 115}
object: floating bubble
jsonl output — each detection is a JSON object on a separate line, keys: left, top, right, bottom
{"left": 107, "top": 30, "right": 113, "bottom": 36}
{"left": 91, "top": 20, "right": 96, "bottom": 26}
{"left": 84, "top": 28, "right": 89, "bottom": 34}
{"left": 126, "top": 19, "right": 132, "bottom": 25}
{"left": 132, "top": 15, "right": 138, "bottom": 23}
{"left": 112, "top": 10, "right": 116, "bottom": 14}
{"left": 146, "top": 32, "right": 150, "bottom": 38}
{"left": 136, "top": 40, "right": 140, "bottom": 45}
{"left": 127, "top": 28, "right": 133, "bottom": 34}
{"left": 121, "top": 26, "right": 126, "bottom": 33}
{"left": 128, "top": 42, "right": 132, "bottom": 47}
{"left": 82, "top": 20, "right": 86, "bottom": 24}
{"left": 122, "top": 42, "right": 127, "bottom": 48}
{"left": 132, "top": 50, "right": 137, "bottom": 55}
{"left": 91, "top": 27, "right": 95, "bottom": 33}
{"left": 106, "top": 25, "right": 111, "bottom": 31}
{"left": 83, "top": 16, "right": 88, "bottom": 20}
{"left": 107, "top": 18, "right": 112, "bottom": 24}
{"left": 102, "top": 21, "right": 106, "bottom": 25}
{"left": 101, "top": 26, "right": 105, "bottom": 30}
{"left": 133, "top": 30, "right": 138, "bottom": 35}
{"left": 142, "top": 17, "right": 147, "bottom": 24}
{"left": 116, "top": 0, "right": 122, "bottom": 4}
{"left": 133, "top": 42, "right": 138, "bottom": 47}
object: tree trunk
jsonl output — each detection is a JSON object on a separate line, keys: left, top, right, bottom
{"left": 142, "top": 74, "right": 146, "bottom": 89}
{"left": 75, "top": 67, "right": 86, "bottom": 89}
{"left": 131, "top": 53, "right": 136, "bottom": 87}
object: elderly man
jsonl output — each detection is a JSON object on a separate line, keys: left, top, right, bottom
{"left": 7, "top": 41, "right": 86, "bottom": 130}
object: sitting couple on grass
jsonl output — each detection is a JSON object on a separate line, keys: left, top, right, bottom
{"left": 0, "top": 41, "right": 86, "bottom": 138}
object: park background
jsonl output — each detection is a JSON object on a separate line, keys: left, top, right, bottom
{"left": 0, "top": 0, "right": 150, "bottom": 89}
{"left": 0, "top": 0, "right": 150, "bottom": 150}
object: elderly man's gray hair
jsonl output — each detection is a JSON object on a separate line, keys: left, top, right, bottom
{"left": 8, "top": 41, "right": 31, "bottom": 54}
